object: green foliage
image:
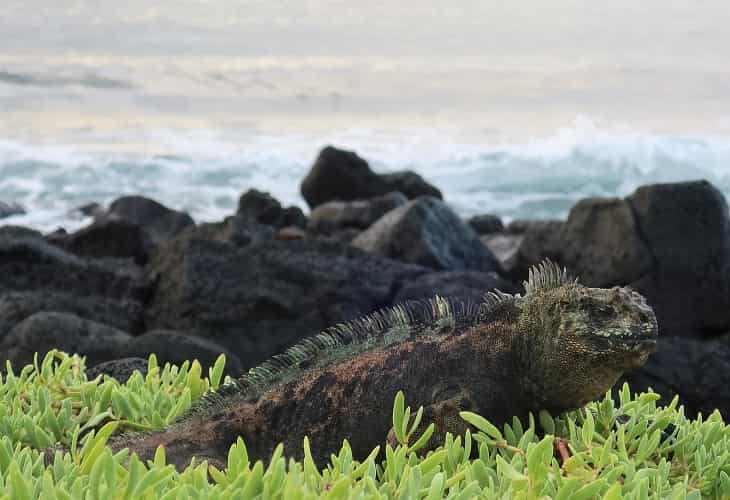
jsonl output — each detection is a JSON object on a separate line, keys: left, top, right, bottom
{"left": 1, "top": 350, "right": 729, "bottom": 498}
{"left": 0, "top": 350, "right": 227, "bottom": 452}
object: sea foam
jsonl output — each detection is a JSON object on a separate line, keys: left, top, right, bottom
{"left": 2, "top": 120, "right": 730, "bottom": 233}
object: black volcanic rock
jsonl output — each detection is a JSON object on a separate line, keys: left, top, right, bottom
{"left": 560, "top": 197, "right": 652, "bottom": 287}
{"left": 179, "top": 216, "right": 275, "bottom": 247}
{"left": 300, "top": 146, "right": 440, "bottom": 209}
{"left": 393, "top": 270, "right": 518, "bottom": 303}
{"left": 144, "top": 236, "right": 429, "bottom": 368}
{"left": 353, "top": 197, "right": 502, "bottom": 273}
{"left": 0, "top": 291, "right": 144, "bottom": 341}
{"left": 104, "top": 195, "right": 194, "bottom": 243}
{"left": 76, "top": 202, "right": 104, "bottom": 218}
{"left": 237, "top": 189, "right": 307, "bottom": 229}
{"left": 301, "top": 146, "right": 385, "bottom": 209}
{"left": 381, "top": 171, "right": 442, "bottom": 200}
{"left": 0, "top": 225, "right": 41, "bottom": 239}
{"left": 61, "top": 218, "right": 153, "bottom": 265}
{"left": 627, "top": 180, "right": 730, "bottom": 337}
{"left": 237, "top": 189, "right": 283, "bottom": 225}
{"left": 0, "top": 231, "right": 151, "bottom": 303}
{"left": 86, "top": 357, "right": 149, "bottom": 382}
{"left": 121, "top": 330, "right": 244, "bottom": 376}
{"left": 467, "top": 214, "right": 504, "bottom": 235}
{"left": 505, "top": 180, "right": 730, "bottom": 338}
{"left": 307, "top": 191, "right": 408, "bottom": 233}
{"left": 0, "top": 312, "right": 132, "bottom": 369}
{"left": 620, "top": 335, "right": 730, "bottom": 420}
{"left": 508, "top": 220, "right": 564, "bottom": 281}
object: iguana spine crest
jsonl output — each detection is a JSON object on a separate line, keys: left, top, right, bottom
{"left": 182, "top": 292, "right": 520, "bottom": 419}
{"left": 523, "top": 259, "right": 577, "bottom": 295}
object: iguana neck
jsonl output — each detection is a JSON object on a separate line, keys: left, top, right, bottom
{"left": 511, "top": 299, "right": 621, "bottom": 413}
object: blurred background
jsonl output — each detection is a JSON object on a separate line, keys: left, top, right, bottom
{"left": 2, "top": 0, "right": 729, "bottom": 230}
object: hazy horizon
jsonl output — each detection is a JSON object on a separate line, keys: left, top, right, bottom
{"left": 2, "top": 1, "right": 730, "bottom": 139}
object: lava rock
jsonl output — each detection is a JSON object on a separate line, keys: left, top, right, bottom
{"left": 276, "top": 226, "right": 306, "bottom": 240}
{"left": 506, "top": 181, "right": 730, "bottom": 338}
{"left": 0, "top": 291, "right": 144, "bottom": 341}
{"left": 300, "top": 146, "right": 440, "bottom": 209}
{"left": 0, "top": 231, "right": 151, "bottom": 303}
{"left": 480, "top": 233, "right": 524, "bottom": 277}
{"left": 352, "top": 197, "right": 502, "bottom": 273}
{"left": 0, "top": 312, "right": 132, "bottom": 369}
{"left": 237, "top": 189, "right": 283, "bottom": 225}
{"left": 144, "top": 236, "right": 428, "bottom": 368}
{"left": 237, "top": 189, "right": 307, "bottom": 229}
{"left": 620, "top": 335, "right": 730, "bottom": 420}
{"left": 183, "top": 216, "right": 276, "bottom": 247}
{"left": 76, "top": 202, "right": 105, "bottom": 218}
{"left": 301, "top": 146, "right": 384, "bottom": 209}
{"left": 104, "top": 195, "right": 194, "bottom": 243}
{"left": 280, "top": 206, "right": 308, "bottom": 229}
{"left": 86, "top": 357, "right": 149, "bottom": 382}
{"left": 307, "top": 192, "right": 408, "bottom": 233}
{"left": 467, "top": 214, "right": 504, "bottom": 235}
{"left": 61, "top": 218, "right": 153, "bottom": 265}
{"left": 560, "top": 197, "right": 652, "bottom": 287}
{"left": 393, "top": 270, "right": 518, "bottom": 303}
{"left": 381, "top": 171, "right": 442, "bottom": 200}
{"left": 627, "top": 180, "right": 730, "bottom": 337}
{"left": 506, "top": 220, "right": 565, "bottom": 281}
{"left": 121, "top": 330, "right": 244, "bottom": 376}
{"left": 0, "top": 225, "right": 41, "bottom": 239}
{"left": 506, "top": 219, "right": 536, "bottom": 234}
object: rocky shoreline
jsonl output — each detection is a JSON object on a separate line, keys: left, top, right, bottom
{"left": 2, "top": 145, "right": 729, "bottom": 420}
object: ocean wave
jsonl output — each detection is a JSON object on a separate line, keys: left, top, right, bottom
{"left": 1, "top": 121, "right": 730, "bottom": 232}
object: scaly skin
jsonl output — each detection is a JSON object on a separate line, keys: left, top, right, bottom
{"left": 105, "top": 261, "right": 658, "bottom": 469}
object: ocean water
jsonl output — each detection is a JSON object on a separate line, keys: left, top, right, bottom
{"left": 2, "top": 1, "right": 730, "bottom": 232}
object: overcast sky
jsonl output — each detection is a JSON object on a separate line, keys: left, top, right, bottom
{"left": 2, "top": 1, "right": 727, "bottom": 65}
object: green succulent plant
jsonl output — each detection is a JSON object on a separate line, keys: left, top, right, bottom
{"left": 0, "top": 350, "right": 728, "bottom": 499}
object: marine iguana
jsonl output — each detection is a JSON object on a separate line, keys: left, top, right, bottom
{"left": 105, "top": 260, "right": 658, "bottom": 469}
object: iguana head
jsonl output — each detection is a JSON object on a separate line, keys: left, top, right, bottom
{"left": 516, "top": 260, "right": 658, "bottom": 410}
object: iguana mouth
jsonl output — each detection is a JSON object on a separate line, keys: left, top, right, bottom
{"left": 601, "top": 331, "right": 657, "bottom": 352}
{"left": 621, "top": 336, "right": 658, "bottom": 352}
{"left": 628, "top": 337, "right": 657, "bottom": 346}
